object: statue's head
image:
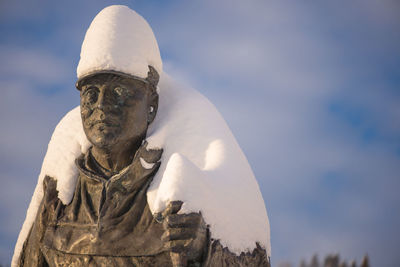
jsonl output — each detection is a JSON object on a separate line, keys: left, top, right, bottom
{"left": 76, "top": 66, "right": 159, "bottom": 150}
{"left": 75, "top": 5, "right": 162, "bottom": 151}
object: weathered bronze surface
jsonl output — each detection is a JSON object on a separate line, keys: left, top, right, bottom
{"left": 18, "top": 67, "right": 270, "bottom": 266}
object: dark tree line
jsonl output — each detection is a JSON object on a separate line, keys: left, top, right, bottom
{"left": 299, "top": 254, "right": 370, "bottom": 267}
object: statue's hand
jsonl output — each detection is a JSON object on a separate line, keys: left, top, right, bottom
{"left": 157, "top": 201, "right": 208, "bottom": 265}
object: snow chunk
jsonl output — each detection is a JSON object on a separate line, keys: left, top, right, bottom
{"left": 77, "top": 5, "right": 162, "bottom": 79}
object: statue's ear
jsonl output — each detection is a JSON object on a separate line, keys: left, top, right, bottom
{"left": 147, "top": 92, "right": 158, "bottom": 125}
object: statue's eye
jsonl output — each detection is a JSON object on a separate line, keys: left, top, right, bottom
{"left": 114, "top": 86, "right": 126, "bottom": 97}
{"left": 83, "top": 86, "right": 99, "bottom": 103}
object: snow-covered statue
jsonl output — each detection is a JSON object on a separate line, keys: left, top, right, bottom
{"left": 13, "top": 5, "right": 271, "bottom": 267}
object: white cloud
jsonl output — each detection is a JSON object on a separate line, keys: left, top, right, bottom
{"left": 0, "top": 45, "right": 71, "bottom": 85}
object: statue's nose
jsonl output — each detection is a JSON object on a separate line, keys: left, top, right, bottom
{"left": 96, "top": 90, "right": 107, "bottom": 110}
{"left": 93, "top": 109, "right": 106, "bottom": 120}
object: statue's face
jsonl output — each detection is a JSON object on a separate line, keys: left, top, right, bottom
{"left": 79, "top": 73, "right": 156, "bottom": 149}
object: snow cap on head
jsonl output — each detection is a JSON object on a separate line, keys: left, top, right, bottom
{"left": 77, "top": 5, "right": 162, "bottom": 80}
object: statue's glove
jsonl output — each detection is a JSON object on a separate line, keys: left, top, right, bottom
{"left": 156, "top": 201, "right": 208, "bottom": 265}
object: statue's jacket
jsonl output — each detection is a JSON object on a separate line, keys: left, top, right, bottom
{"left": 19, "top": 147, "right": 270, "bottom": 267}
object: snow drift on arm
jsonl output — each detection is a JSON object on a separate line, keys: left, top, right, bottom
{"left": 146, "top": 75, "right": 270, "bottom": 255}
{"left": 12, "top": 74, "right": 270, "bottom": 266}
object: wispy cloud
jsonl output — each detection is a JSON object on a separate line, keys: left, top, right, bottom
{"left": 0, "top": 46, "right": 70, "bottom": 85}
{"left": 0, "top": 0, "right": 399, "bottom": 266}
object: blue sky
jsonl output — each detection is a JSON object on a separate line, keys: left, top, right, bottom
{"left": 1, "top": 0, "right": 399, "bottom": 266}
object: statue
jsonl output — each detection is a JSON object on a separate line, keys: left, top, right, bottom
{"left": 13, "top": 5, "right": 270, "bottom": 267}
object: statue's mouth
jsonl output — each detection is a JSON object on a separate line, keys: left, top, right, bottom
{"left": 91, "top": 120, "right": 120, "bottom": 128}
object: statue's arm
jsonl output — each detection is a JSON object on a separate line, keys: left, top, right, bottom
{"left": 18, "top": 176, "right": 58, "bottom": 267}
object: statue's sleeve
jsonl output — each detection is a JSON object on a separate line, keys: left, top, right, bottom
{"left": 203, "top": 240, "right": 271, "bottom": 267}
{"left": 18, "top": 176, "right": 59, "bottom": 267}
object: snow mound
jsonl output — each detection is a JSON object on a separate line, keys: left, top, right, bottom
{"left": 12, "top": 74, "right": 270, "bottom": 266}
{"left": 146, "top": 75, "right": 271, "bottom": 255}
{"left": 77, "top": 5, "right": 162, "bottom": 80}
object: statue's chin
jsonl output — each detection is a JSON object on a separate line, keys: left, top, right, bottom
{"left": 84, "top": 123, "right": 122, "bottom": 148}
{"left": 84, "top": 125, "right": 147, "bottom": 152}
{"left": 87, "top": 132, "right": 118, "bottom": 149}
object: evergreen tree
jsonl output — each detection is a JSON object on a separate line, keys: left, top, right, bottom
{"left": 360, "top": 255, "right": 369, "bottom": 267}
{"left": 310, "top": 254, "right": 320, "bottom": 267}
{"left": 349, "top": 260, "right": 357, "bottom": 267}
{"left": 299, "top": 259, "right": 307, "bottom": 267}
{"left": 324, "top": 254, "right": 339, "bottom": 267}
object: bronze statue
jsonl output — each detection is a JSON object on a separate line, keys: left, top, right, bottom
{"left": 14, "top": 5, "right": 270, "bottom": 267}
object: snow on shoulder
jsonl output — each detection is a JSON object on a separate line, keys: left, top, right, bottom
{"left": 146, "top": 74, "right": 271, "bottom": 255}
